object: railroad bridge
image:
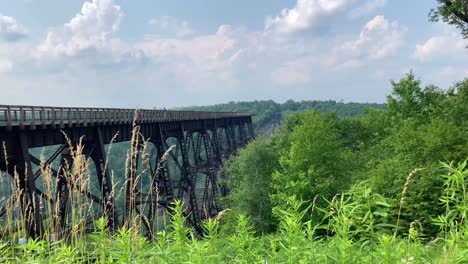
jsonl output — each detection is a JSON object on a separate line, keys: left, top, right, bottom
{"left": 0, "top": 105, "right": 255, "bottom": 239}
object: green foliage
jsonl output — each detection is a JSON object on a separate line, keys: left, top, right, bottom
{"left": 2, "top": 165, "right": 468, "bottom": 263}
{"left": 183, "top": 99, "right": 385, "bottom": 136}
{"left": 110, "top": 228, "right": 149, "bottom": 263}
{"left": 90, "top": 217, "right": 111, "bottom": 263}
{"left": 433, "top": 160, "right": 468, "bottom": 243}
{"left": 430, "top": 0, "right": 468, "bottom": 40}
{"left": 228, "top": 214, "right": 261, "bottom": 263}
{"left": 387, "top": 72, "right": 426, "bottom": 119}
{"left": 224, "top": 73, "right": 468, "bottom": 241}
{"left": 272, "top": 111, "right": 354, "bottom": 214}
{"left": 272, "top": 197, "right": 314, "bottom": 263}
{"left": 224, "top": 138, "right": 278, "bottom": 233}
{"left": 374, "top": 74, "right": 468, "bottom": 237}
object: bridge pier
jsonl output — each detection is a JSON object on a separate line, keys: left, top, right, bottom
{"left": 18, "top": 133, "right": 44, "bottom": 239}
{"left": 147, "top": 139, "right": 173, "bottom": 239}
{"left": 178, "top": 128, "right": 202, "bottom": 233}
{"left": 89, "top": 127, "right": 116, "bottom": 231}
{"left": 54, "top": 150, "right": 72, "bottom": 237}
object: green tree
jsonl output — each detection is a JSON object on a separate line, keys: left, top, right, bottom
{"left": 271, "top": 111, "right": 355, "bottom": 213}
{"left": 369, "top": 74, "right": 468, "bottom": 237}
{"left": 222, "top": 73, "right": 468, "bottom": 239}
{"left": 430, "top": 0, "right": 468, "bottom": 41}
{"left": 224, "top": 138, "right": 279, "bottom": 233}
{"left": 445, "top": 79, "right": 468, "bottom": 125}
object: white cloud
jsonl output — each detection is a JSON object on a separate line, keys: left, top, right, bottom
{"left": 265, "top": 0, "right": 349, "bottom": 35}
{"left": 349, "top": 0, "right": 386, "bottom": 19}
{"left": 135, "top": 25, "right": 256, "bottom": 90}
{"left": 330, "top": 15, "right": 406, "bottom": 69}
{"left": 0, "top": 60, "right": 13, "bottom": 73}
{"left": 18, "top": 0, "right": 406, "bottom": 98}
{"left": 271, "top": 58, "right": 312, "bottom": 85}
{"left": 0, "top": 15, "right": 28, "bottom": 41}
{"left": 0, "top": 0, "right": 428, "bottom": 106}
{"left": 434, "top": 66, "right": 468, "bottom": 80}
{"left": 347, "top": 15, "right": 406, "bottom": 59}
{"left": 148, "top": 16, "right": 193, "bottom": 38}
{"left": 414, "top": 32, "right": 467, "bottom": 62}
{"left": 36, "top": 0, "right": 123, "bottom": 58}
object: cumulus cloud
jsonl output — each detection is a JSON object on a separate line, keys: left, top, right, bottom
{"left": 24, "top": 0, "right": 407, "bottom": 96}
{"left": 0, "top": 15, "right": 28, "bottom": 41}
{"left": 264, "top": 0, "right": 388, "bottom": 36}
{"left": 265, "top": 0, "right": 349, "bottom": 35}
{"left": 414, "top": 32, "right": 467, "bottom": 62}
{"left": 330, "top": 15, "right": 406, "bottom": 69}
{"left": 0, "top": 0, "right": 421, "bottom": 106}
{"left": 36, "top": 0, "right": 123, "bottom": 58}
{"left": 271, "top": 58, "right": 312, "bottom": 85}
{"left": 148, "top": 16, "right": 194, "bottom": 38}
{"left": 135, "top": 24, "right": 257, "bottom": 89}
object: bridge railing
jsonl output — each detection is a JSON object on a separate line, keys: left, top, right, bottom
{"left": 0, "top": 105, "right": 254, "bottom": 128}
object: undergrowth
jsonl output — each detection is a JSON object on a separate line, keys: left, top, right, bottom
{"left": 0, "top": 161, "right": 467, "bottom": 263}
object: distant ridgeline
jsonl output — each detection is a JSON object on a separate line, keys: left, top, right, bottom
{"left": 182, "top": 100, "right": 386, "bottom": 136}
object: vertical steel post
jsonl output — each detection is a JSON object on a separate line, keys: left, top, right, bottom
{"left": 229, "top": 120, "right": 237, "bottom": 153}
{"left": 238, "top": 120, "right": 246, "bottom": 146}
{"left": 224, "top": 120, "right": 233, "bottom": 155}
{"left": 202, "top": 128, "right": 220, "bottom": 215}
{"left": 18, "top": 132, "right": 44, "bottom": 238}
{"left": 54, "top": 150, "right": 72, "bottom": 236}
{"left": 91, "top": 127, "right": 117, "bottom": 230}
{"left": 211, "top": 127, "right": 222, "bottom": 164}
{"left": 194, "top": 133, "right": 202, "bottom": 168}
{"left": 178, "top": 126, "right": 202, "bottom": 234}
{"left": 247, "top": 119, "right": 255, "bottom": 140}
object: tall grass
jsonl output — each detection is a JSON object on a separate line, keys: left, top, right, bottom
{"left": 1, "top": 122, "right": 468, "bottom": 262}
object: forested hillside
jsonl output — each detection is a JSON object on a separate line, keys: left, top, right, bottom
{"left": 224, "top": 73, "right": 468, "bottom": 241}
{"left": 183, "top": 100, "right": 386, "bottom": 136}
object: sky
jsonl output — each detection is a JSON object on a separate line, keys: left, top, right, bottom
{"left": 0, "top": 0, "right": 466, "bottom": 108}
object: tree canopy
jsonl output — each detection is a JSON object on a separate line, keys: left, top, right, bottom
{"left": 430, "top": 0, "right": 468, "bottom": 41}
{"left": 224, "top": 73, "right": 468, "bottom": 238}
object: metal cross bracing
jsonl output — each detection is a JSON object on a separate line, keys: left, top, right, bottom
{"left": 0, "top": 105, "right": 255, "bottom": 239}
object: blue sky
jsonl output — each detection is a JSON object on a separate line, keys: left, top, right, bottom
{"left": 0, "top": 0, "right": 466, "bottom": 108}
